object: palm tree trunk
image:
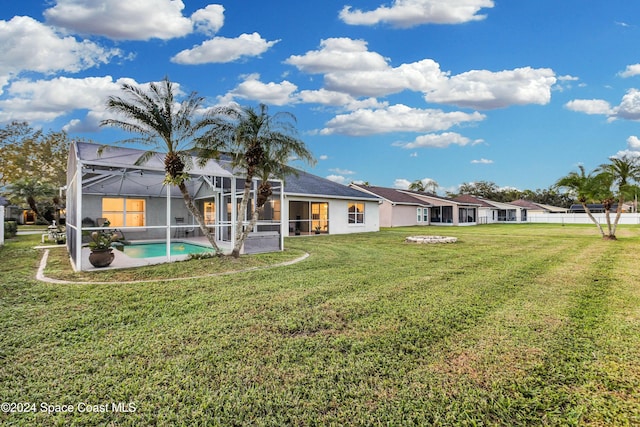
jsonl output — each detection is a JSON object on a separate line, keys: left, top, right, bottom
{"left": 231, "top": 177, "right": 253, "bottom": 258}
{"left": 611, "top": 195, "right": 625, "bottom": 237}
{"left": 177, "top": 181, "right": 222, "bottom": 255}
{"left": 582, "top": 203, "right": 605, "bottom": 238}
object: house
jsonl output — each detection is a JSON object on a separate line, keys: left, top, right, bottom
{"left": 350, "top": 185, "right": 479, "bottom": 226}
{"left": 399, "top": 190, "right": 479, "bottom": 226}
{"left": 284, "top": 171, "right": 380, "bottom": 236}
{"left": 452, "top": 194, "right": 528, "bottom": 223}
{"left": 510, "top": 199, "right": 567, "bottom": 214}
{"left": 66, "top": 142, "right": 380, "bottom": 271}
{"left": 349, "top": 184, "right": 430, "bottom": 227}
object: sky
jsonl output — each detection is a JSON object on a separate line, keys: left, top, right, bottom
{"left": 2, "top": 0, "right": 640, "bottom": 194}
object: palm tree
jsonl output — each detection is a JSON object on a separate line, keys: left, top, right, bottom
{"left": 408, "top": 180, "right": 425, "bottom": 192}
{"left": 596, "top": 155, "right": 640, "bottom": 239}
{"left": 100, "top": 77, "right": 223, "bottom": 254}
{"left": 198, "top": 104, "right": 314, "bottom": 258}
{"left": 555, "top": 165, "right": 607, "bottom": 238}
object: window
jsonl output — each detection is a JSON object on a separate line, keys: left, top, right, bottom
{"left": 458, "top": 207, "right": 476, "bottom": 223}
{"left": 348, "top": 202, "right": 365, "bottom": 224}
{"left": 423, "top": 208, "right": 429, "bottom": 222}
{"left": 102, "top": 198, "right": 145, "bottom": 227}
{"left": 417, "top": 208, "right": 422, "bottom": 223}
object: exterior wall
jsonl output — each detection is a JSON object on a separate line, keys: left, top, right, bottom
{"left": 390, "top": 204, "right": 424, "bottom": 227}
{"left": 82, "top": 194, "right": 193, "bottom": 240}
{"left": 284, "top": 196, "right": 379, "bottom": 235}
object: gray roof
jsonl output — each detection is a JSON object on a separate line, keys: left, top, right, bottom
{"left": 73, "top": 142, "right": 378, "bottom": 201}
{"left": 352, "top": 185, "right": 430, "bottom": 205}
{"left": 0, "top": 196, "right": 8, "bottom": 206}
{"left": 284, "top": 170, "right": 380, "bottom": 201}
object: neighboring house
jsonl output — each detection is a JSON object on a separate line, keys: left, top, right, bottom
{"left": 399, "top": 190, "right": 479, "bottom": 226}
{"left": 350, "top": 185, "right": 479, "bottom": 226}
{"left": 568, "top": 203, "right": 631, "bottom": 213}
{"left": 453, "top": 194, "right": 528, "bottom": 223}
{"left": 66, "top": 142, "right": 379, "bottom": 270}
{"left": 510, "top": 199, "right": 567, "bottom": 215}
{"left": 349, "top": 184, "right": 430, "bottom": 227}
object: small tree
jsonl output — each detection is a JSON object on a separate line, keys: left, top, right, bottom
{"left": 101, "top": 77, "right": 223, "bottom": 254}
{"left": 198, "top": 104, "right": 314, "bottom": 258}
{"left": 596, "top": 155, "right": 640, "bottom": 239}
{"left": 555, "top": 165, "right": 609, "bottom": 238}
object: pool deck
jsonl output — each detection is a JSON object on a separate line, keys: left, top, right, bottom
{"left": 81, "top": 237, "right": 233, "bottom": 271}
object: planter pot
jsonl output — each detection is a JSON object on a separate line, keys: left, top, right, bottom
{"left": 89, "top": 248, "right": 115, "bottom": 268}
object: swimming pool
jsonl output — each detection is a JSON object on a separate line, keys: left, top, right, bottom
{"left": 121, "top": 242, "right": 214, "bottom": 258}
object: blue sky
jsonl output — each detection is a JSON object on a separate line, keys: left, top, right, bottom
{"left": 2, "top": 1, "right": 640, "bottom": 194}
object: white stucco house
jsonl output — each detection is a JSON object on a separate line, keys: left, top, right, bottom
{"left": 66, "top": 142, "right": 380, "bottom": 271}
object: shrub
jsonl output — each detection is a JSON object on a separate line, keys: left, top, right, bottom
{"left": 4, "top": 220, "right": 17, "bottom": 238}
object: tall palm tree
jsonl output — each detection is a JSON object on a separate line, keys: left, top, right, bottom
{"left": 198, "top": 104, "right": 315, "bottom": 258}
{"left": 100, "top": 77, "right": 223, "bottom": 254}
{"left": 555, "top": 165, "right": 607, "bottom": 238}
{"left": 596, "top": 155, "right": 640, "bottom": 239}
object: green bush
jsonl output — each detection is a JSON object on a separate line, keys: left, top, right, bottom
{"left": 4, "top": 220, "right": 17, "bottom": 238}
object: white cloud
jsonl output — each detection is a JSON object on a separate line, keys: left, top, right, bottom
{"left": 286, "top": 38, "right": 555, "bottom": 109}
{"left": 613, "top": 89, "right": 640, "bottom": 120}
{"left": 191, "top": 4, "right": 225, "bottom": 36}
{"left": 393, "top": 178, "right": 412, "bottom": 189}
{"left": 330, "top": 168, "right": 356, "bottom": 175}
{"left": 425, "top": 67, "right": 556, "bottom": 109}
{"left": 221, "top": 74, "right": 298, "bottom": 106}
{"left": 565, "top": 99, "right": 613, "bottom": 115}
{"left": 619, "top": 64, "right": 640, "bottom": 78}
{"left": 171, "top": 33, "right": 279, "bottom": 64}
{"left": 393, "top": 132, "right": 472, "bottom": 148}
{"left": 0, "top": 76, "right": 128, "bottom": 124}
{"left": 44, "top": 0, "right": 194, "bottom": 40}
{"left": 319, "top": 155, "right": 329, "bottom": 160}
{"left": 627, "top": 135, "right": 640, "bottom": 149}
{"left": 326, "top": 175, "right": 347, "bottom": 184}
{"left": 471, "top": 158, "right": 493, "bottom": 164}
{"left": 0, "top": 16, "right": 121, "bottom": 92}
{"left": 325, "top": 59, "right": 449, "bottom": 98}
{"left": 339, "top": 0, "right": 495, "bottom": 27}
{"left": 298, "top": 88, "right": 387, "bottom": 110}
{"left": 320, "top": 104, "right": 485, "bottom": 136}
{"left": 285, "top": 38, "right": 389, "bottom": 73}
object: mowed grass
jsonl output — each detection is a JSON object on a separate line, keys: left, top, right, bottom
{"left": 1, "top": 224, "right": 639, "bottom": 426}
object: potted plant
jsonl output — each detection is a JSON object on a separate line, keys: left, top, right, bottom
{"left": 87, "top": 221, "right": 121, "bottom": 268}
{"left": 314, "top": 225, "right": 321, "bottom": 234}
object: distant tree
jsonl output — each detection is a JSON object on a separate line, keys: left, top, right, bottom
{"left": 408, "top": 180, "right": 425, "bottom": 192}
{"left": 101, "top": 77, "right": 223, "bottom": 254}
{"left": 8, "top": 178, "right": 57, "bottom": 225}
{"left": 456, "top": 181, "right": 501, "bottom": 200}
{"left": 197, "top": 103, "right": 314, "bottom": 258}
{"left": 596, "top": 155, "right": 640, "bottom": 239}
{"left": 0, "top": 121, "right": 70, "bottom": 189}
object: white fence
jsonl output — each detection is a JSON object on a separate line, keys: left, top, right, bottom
{"left": 528, "top": 212, "right": 640, "bottom": 225}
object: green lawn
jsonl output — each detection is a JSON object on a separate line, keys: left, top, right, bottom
{"left": 1, "top": 224, "right": 639, "bottom": 426}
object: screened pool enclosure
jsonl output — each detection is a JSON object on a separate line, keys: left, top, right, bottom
{"left": 66, "top": 142, "right": 284, "bottom": 271}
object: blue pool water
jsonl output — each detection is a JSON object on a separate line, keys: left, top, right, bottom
{"left": 122, "top": 242, "right": 214, "bottom": 258}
